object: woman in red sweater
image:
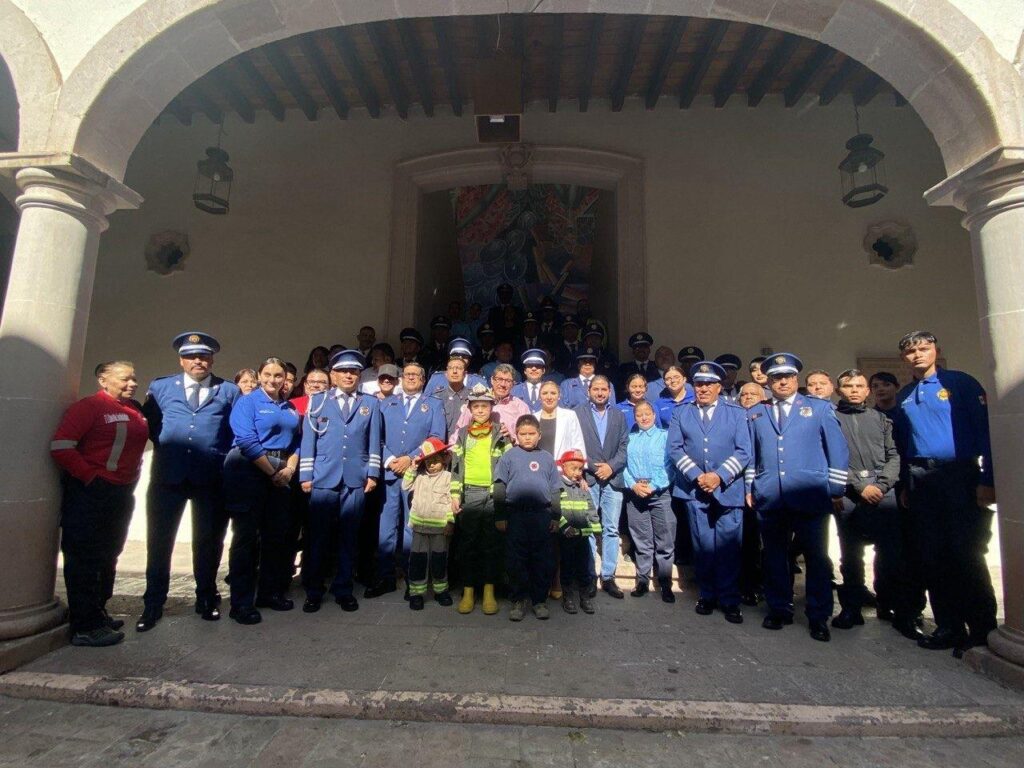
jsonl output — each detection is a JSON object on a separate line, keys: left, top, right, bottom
{"left": 50, "top": 361, "right": 149, "bottom": 647}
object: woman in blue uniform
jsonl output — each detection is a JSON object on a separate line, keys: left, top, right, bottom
{"left": 616, "top": 373, "right": 650, "bottom": 430}
{"left": 653, "top": 365, "right": 694, "bottom": 427}
{"left": 223, "top": 357, "right": 302, "bottom": 625}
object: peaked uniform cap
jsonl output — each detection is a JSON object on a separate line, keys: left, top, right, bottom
{"left": 173, "top": 332, "right": 220, "bottom": 356}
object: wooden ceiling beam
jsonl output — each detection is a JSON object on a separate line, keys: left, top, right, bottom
{"left": 818, "top": 57, "right": 858, "bottom": 105}
{"left": 298, "top": 36, "right": 349, "bottom": 119}
{"left": 547, "top": 14, "right": 565, "bottom": 112}
{"left": 431, "top": 18, "right": 462, "bottom": 117}
{"left": 679, "top": 19, "right": 728, "bottom": 109}
{"left": 611, "top": 16, "right": 647, "bottom": 112}
{"left": 209, "top": 68, "right": 255, "bottom": 123}
{"left": 645, "top": 16, "right": 688, "bottom": 110}
{"left": 579, "top": 14, "right": 604, "bottom": 113}
{"left": 853, "top": 71, "right": 883, "bottom": 106}
{"left": 746, "top": 35, "right": 799, "bottom": 107}
{"left": 235, "top": 56, "right": 285, "bottom": 121}
{"left": 783, "top": 43, "right": 834, "bottom": 107}
{"left": 329, "top": 27, "right": 382, "bottom": 119}
{"left": 187, "top": 83, "right": 223, "bottom": 124}
{"left": 397, "top": 19, "right": 434, "bottom": 117}
{"left": 366, "top": 22, "right": 410, "bottom": 119}
{"left": 714, "top": 25, "right": 768, "bottom": 108}
{"left": 264, "top": 43, "right": 318, "bottom": 120}
{"left": 164, "top": 96, "right": 193, "bottom": 126}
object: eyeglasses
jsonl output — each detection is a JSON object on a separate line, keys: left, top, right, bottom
{"left": 402, "top": 373, "right": 423, "bottom": 380}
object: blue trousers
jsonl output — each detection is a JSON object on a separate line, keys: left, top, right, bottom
{"left": 377, "top": 477, "right": 413, "bottom": 582}
{"left": 759, "top": 508, "right": 834, "bottom": 623}
{"left": 686, "top": 499, "right": 742, "bottom": 606}
{"left": 588, "top": 483, "right": 623, "bottom": 580}
{"left": 625, "top": 489, "right": 675, "bottom": 586}
{"left": 143, "top": 480, "right": 227, "bottom": 609}
{"left": 304, "top": 486, "right": 366, "bottom": 600}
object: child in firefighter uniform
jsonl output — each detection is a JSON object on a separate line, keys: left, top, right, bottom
{"left": 555, "top": 450, "right": 602, "bottom": 615}
{"left": 402, "top": 437, "right": 455, "bottom": 610}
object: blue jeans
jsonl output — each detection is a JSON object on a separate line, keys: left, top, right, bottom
{"left": 588, "top": 483, "right": 624, "bottom": 580}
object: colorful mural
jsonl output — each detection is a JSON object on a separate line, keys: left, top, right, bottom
{"left": 451, "top": 184, "right": 599, "bottom": 313}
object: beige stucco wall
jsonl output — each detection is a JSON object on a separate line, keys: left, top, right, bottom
{"left": 83, "top": 97, "right": 981, "bottom": 395}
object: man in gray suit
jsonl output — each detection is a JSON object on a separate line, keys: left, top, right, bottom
{"left": 574, "top": 376, "right": 629, "bottom": 598}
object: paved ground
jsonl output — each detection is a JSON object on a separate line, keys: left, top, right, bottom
{"left": 2, "top": 695, "right": 1024, "bottom": 768}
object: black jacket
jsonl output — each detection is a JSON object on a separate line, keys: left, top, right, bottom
{"left": 835, "top": 400, "right": 900, "bottom": 496}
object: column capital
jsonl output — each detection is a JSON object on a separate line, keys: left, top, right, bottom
{"left": 0, "top": 152, "right": 142, "bottom": 232}
{"left": 924, "top": 146, "right": 1024, "bottom": 223}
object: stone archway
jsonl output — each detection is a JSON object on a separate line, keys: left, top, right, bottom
{"left": 0, "top": 0, "right": 61, "bottom": 154}
{"left": 29, "top": 0, "right": 1023, "bottom": 182}
{"left": 385, "top": 145, "right": 645, "bottom": 352}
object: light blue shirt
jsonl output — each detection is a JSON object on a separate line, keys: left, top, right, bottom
{"left": 590, "top": 402, "right": 609, "bottom": 445}
{"left": 624, "top": 425, "right": 671, "bottom": 491}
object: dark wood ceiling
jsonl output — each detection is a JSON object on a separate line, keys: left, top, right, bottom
{"left": 160, "top": 13, "right": 904, "bottom": 126}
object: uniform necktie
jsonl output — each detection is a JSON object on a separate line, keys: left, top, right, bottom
{"left": 405, "top": 396, "right": 414, "bottom": 418}
{"left": 584, "top": 377, "right": 592, "bottom": 388}
{"left": 342, "top": 394, "right": 352, "bottom": 420}
{"left": 187, "top": 383, "right": 200, "bottom": 411}
{"left": 776, "top": 400, "right": 787, "bottom": 430}
{"left": 701, "top": 406, "right": 710, "bottom": 426}
{"left": 531, "top": 384, "right": 538, "bottom": 402}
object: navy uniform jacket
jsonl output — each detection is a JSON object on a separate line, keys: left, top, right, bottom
{"left": 667, "top": 399, "right": 751, "bottom": 508}
{"left": 744, "top": 394, "right": 849, "bottom": 514}
{"left": 560, "top": 377, "right": 618, "bottom": 410}
{"left": 512, "top": 380, "right": 547, "bottom": 412}
{"left": 380, "top": 392, "right": 446, "bottom": 481}
{"left": 143, "top": 374, "right": 240, "bottom": 486}
{"left": 892, "top": 368, "right": 994, "bottom": 487}
{"left": 574, "top": 403, "right": 629, "bottom": 490}
{"left": 299, "top": 391, "right": 382, "bottom": 489}
{"left": 425, "top": 371, "right": 486, "bottom": 397}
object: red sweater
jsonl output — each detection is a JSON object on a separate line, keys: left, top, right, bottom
{"left": 50, "top": 391, "right": 149, "bottom": 485}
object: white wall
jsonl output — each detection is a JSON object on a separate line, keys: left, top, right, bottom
{"left": 84, "top": 96, "right": 980, "bottom": 395}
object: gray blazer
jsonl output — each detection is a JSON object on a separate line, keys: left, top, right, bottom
{"left": 574, "top": 403, "right": 629, "bottom": 490}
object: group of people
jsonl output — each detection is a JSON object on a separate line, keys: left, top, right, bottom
{"left": 50, "top": 289, "right": 998, "bottom": 658}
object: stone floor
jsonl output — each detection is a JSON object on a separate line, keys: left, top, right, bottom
{"left": 2, "top": 695, "right": 1024, "bottom": 768}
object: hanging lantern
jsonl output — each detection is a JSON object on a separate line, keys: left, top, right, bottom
{"left": 838, "top": 132, "right": 888, "bottom": 208}
{"left": 192, "top": 130, "right": 233, "bottom": 215}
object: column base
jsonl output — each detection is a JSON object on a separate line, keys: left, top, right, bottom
{"left": 0, "top": 623, "right": 68, "bottom": 674}
{"left": 0, "top": 598, "right": 66, "bottom": 641}
{"left": 963, "top": 626, "right": 1024, "bottom": 692}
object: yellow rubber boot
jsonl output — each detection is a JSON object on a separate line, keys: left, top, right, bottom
{"left": 457, "top": 587, "right": 475, "bottom": 614}
{"left": 482, "top": 584, "right": 499, "bottom": 615}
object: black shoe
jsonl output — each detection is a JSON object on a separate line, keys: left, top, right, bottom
{"left": 809, "top": 621, "right": 831, "bottom": 642}
{"left": 831, "top": 609, "right": 865, "bottom": 629}
{"left": 722, "top": 605, "right": 743, "bottom": 624}
{"left": 918, "top": 628, "right": 967, "bottom": 650}
{"left": 435, "top": 591, "right": 453, "bottom": 606}
{"left": 71, "top": 626, "right": 125, "bottom": 647}
{"left": 303, "top": 597, "right": 322, "bottom": 613}
{"left": 102, "top": 611, "right": 125, "bottom": 631}
{"left": 194, "top": 599, "right": 220, "bottom": 621}
{"left": 630, "top": 582, "right": 649, "bottom": 597}
{"left": 601, "top": 579, "right": 624, "bottom": 599}
{"left": 335, "top": 595, "right": 359, "bottom": 612}
{"left": 229, "top": 607, "right": 262, "bottom": 625}
{"left": 364, "top": 580, "right": 397, "bottom": 599}
{"left": 661, "top": 586, "right": 676, "bottom": 604}
{"left": 409, "top": 595, "right": 425, "bottom": 611}
{"left": 762, "top": 613, "right": 793, "bottom": 631}
{"left": 740, "top": 591, "right": 761, "bottom": 607}
{"left": 892, "top": 617, "right": 925, "bottom": 641}
{"left": 135, "top": 606, "right": 162, "bottom": 632}
{"left": 255, "top": 594, "right": 294, "bottom": 611}
{"left": 876, "top": 606, "right": 894, "bottom": 622}
{"left": 694, "top": 598, "right": 716, "bottom": 616}
{"left": 585, "top": 582, "right": 598, "bottom": 599}
{"left": 861, "top": 589, "right": 878, "bottom": 608}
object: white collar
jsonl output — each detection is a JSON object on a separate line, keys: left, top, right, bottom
{"left": 184, "top": 374, "right": 211, "bottom": 388}
{"left": 774, "top": 394, "right": 796, "bottom": 406}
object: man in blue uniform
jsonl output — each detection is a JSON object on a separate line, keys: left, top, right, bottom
{"left": 715, "top": 354, "right": 743, "bottom": 402}
{"left": 560, "top": 349, "right": 617, "bottom": 409}
{"left": 553, "top": 315, "right": 582, "bottom": 376}
{"left": 422, "top": 316, "right": 452, "bottom": 374}
{"left": 137, "top": 332, "right": 240, "bottom": 632}
{"left": 745, "top": 353, "right": 848, "bottom": 642}
{"left": 474, "top": 323, "right": 498, "bottom": 372}
{"left": 891, "top": 331, "right": 998, "bottom": 652}
{"left": 537, "top": 297, "right": 561, "bottom": 349}
{"left": 582, "top": 321, "right": 618, "bottom": 379}
{"left": 367, "top": 362, "right": 446, "bottom": 597}
{"left": 618, "top": 332, "right": 660, "bottom": 391}
{"left": 668, "top": 362, "right": 751, "bottom": 623}
{"left": 398, "top": 327, "right": 425, "bottom": 367}
{"left": 425, "top": 337, "right": 486, "bottom": 398}
{"left": 299, "top": 350, "right": 382, "bottom": 613}
{"left": 512, "top": 348, "right": 550, "bottom": 412}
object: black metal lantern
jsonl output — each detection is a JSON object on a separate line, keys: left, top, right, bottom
{"left": 838, "top": 107, "right": 888, "bottom": 208}
{"left": 192, "top": 129, "right": 233, "bottom": 214}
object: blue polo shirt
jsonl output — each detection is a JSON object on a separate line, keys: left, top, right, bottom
{"left": 229, "top": 387, "right": 302, "bottom": 461}
{"left": 894, "top": 368, "right": 993, "bottom": 486}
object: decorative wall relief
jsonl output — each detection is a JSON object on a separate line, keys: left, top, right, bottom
{"left": 145, "top": 230, "right": 190, "bottom": 275}
{"left": 863, "top": 220, "right": 916, "bottom": 270}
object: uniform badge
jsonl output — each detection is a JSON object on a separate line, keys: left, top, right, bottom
{"left": 317, "top": 417, "right": 329, "bottom": 424}
{"left": 359, "top": 406, "right": 370, "bottom": 416}
{"left": 799, "top": 407, "right": 813, "bottom": 417}
{"left": 750, "top": 413, "right": 761, "bottom": 420}
{"left": 188, "top": 334, "right": 201, "bottom": 344}
{"left": 937, "top": 388, "right": 950, "bottom": 401}
{"left": 420, "top": 403, "right": 430, "bottom": 412}
{"left": 529, "top": 461, "right": 540, "bottom": 472}
{"left": 699, "top": 364, "right": 710, "bottom": 373}
{"left": 774, "top": 355, "right": 785, "bottom": 365}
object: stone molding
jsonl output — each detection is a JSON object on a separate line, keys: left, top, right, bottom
{"left": 384, "top": 145, "right": 646, "bottom": 355}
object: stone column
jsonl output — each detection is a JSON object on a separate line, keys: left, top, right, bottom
{"left": 0, "top": 162, "right": 140, "bottom": 642}
{"left": 931, "top": 149, "right": 1024, "bottom": 679}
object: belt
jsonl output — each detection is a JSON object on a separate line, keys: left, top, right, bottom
{"left": 908, "top": 457, "right": 957, "bottom": 470}
{"left": 264, "top": 449, "right": 286, "bottom": 459}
